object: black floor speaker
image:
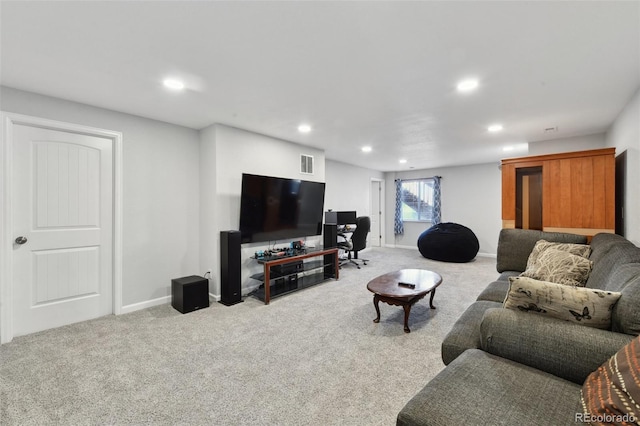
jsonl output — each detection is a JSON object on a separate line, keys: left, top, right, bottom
{"left": 323, "top": 224, "right": 338, "bottom": 277}
{"left": 171, "top": 275, "right": 210, "bottom": 314}
{"left": 323, "top": 224, "right": 337, "bottom": 248}
{"left": 220, "top": 230, "right": 243, "bottom": 306}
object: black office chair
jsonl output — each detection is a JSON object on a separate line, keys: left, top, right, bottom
{"left": 337, "top": 216, "right": 370, "bottom": 269}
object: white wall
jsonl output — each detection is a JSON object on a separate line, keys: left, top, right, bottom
{"left": 325, "top": 159, "right": 386, "bottom": 246}
{"left": 325, "top": 159, "right": 384, "bottom": 215}
{"left": 0, "top": 86, "right": 201, "bottom": 307}
{"left": 528, "top": 133, "right": 606, "bottom": 155}
{"left": 606, "top": 88, "right": 640, "bottom": 245}
{"left": 385, "top": 163, "right": 503, "bottom": 256}
{"left": 199, "top": 124, "right": 326, "bottom": 296}
{"left": 199, "top": 124, "right": 218, "bottom": 295}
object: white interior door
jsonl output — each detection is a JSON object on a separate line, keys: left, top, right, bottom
{"left": 370, "top": 180, "right": 382, "bottom": 247}
{"left": 11, "top": 124, "right": 114, "bottom": 337}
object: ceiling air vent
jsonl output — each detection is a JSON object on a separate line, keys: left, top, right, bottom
{"left": 300, "top": 154, "right": 314, "bottom": 175}
{"left": 544, "top": 126, "right": 559, "bottom": 134}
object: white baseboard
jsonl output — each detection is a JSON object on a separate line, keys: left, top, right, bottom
{"left": 391, "top": 244, "right": 417, "bottom": 250}
{"left": 120, "top": 295, "right": 171, "bottom": 314}
{"left": 383, "top": 244, "right": 497, "bottom": 258}
{"left": 118, "top": 246, "right": 496, "bottom": 316}
{"left": 477, "top": 252, "right": 497, "bottom": 258}
{"left": 120, "top": 293, "right": 219, "bottom": 315}
{"left": 119, "top": 246, "right": 497, "bottom": 316}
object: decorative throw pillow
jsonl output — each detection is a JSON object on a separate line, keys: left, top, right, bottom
{"left": 504, "top": 276, "right": 621, "bottom": 329}
{"left": 580, "top": 336, "right": 640, "bottom": 425}
{"left": 521, "top": 247, "right": 593, "bottom": 286}
{"left": 525, "top": 239, "right": 591, "bottom": 271}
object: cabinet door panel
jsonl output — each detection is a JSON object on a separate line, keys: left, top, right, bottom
{"left": 543, "top": 160, "right": 560, "bottom": 227}
{"left": 570, "top": 157, "right": 588, "bottom": 228}
{"left": 592, "top": 155, "right": 607, "bottom": 228}
{"left": 544, "top": 159, "right": 573, "bottom": 228}
{"left": 605, "top": 156, "right": 616, "bottom": 230}
{"left": 502, "top": 163, "right": 515, "bottom": 223}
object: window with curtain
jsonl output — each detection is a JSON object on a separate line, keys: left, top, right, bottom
{"left": 394, "top": 176, "right": 441, "bottom": 235}
{"left": 400, "top": 178, "right": 439, "bottom": 222}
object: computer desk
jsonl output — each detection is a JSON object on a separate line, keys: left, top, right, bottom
{"left": 337, "top": 224, "right": 356, "bottom": 241}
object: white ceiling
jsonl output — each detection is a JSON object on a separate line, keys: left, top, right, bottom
{"left": 1, "top": 1, "right": 639, "bottom": 172}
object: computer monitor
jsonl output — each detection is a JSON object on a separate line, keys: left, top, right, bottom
{"left": 325, "top": 210, "right": 357, "bottom": 225}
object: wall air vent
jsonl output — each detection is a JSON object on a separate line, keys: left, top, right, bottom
{"left": 300, "top": 154, "right": 314, "bottom": 175}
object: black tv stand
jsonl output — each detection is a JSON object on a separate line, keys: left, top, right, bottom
{"left": 250, "top": 248, "right": 339, "bottom": 304}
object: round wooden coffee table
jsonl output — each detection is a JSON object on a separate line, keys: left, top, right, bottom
{"left": 366, "top": 269, "right": 443, "bottom": 333}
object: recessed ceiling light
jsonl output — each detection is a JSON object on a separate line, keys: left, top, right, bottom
{"left": 361, "top": 146, "right": 372, "bottom": 153}
{"left": 163, "top": 79, "right": 185, "bottom": 90}
{"left": 298, "top": 124, "right": 312, "bottom": 133}
{"left": 488, "top": 124, "right": 503, "bottom": 132}
{"left": 399, "top": 159, "right": 407, "bottom": 164}
{"left": 503, "top": 146, "right": 514, "bottom": 152}
{"left": 457, "top": 79, "right": 479, "bottom": 92}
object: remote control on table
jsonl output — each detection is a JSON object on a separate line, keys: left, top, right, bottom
{"left": 398, "top": 282, "right": 416, "bottom": 289}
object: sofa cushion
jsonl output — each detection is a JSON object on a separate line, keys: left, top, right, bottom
{"left": 504, "top": 276, "right": 621, "bottom": 329}
{"left": 476, "top": 280, "right": 510, "bottom": 303}
{"left": 524, "top": 239, "right": 591, "bottom": 271}
{"left": 397, "top": 349, "right": 582, "bottom": 426}
{"left": 441, "top": 300, "right": 501, "bottom": 365}
{"left": 480, "top": 307, "right": 632, "bottom": 385}
{"left": 580, "top": 336, "right": 640, "bottom": 424}
{"left": 609, "top": 263, "right": 640, "bottom": 336}
{"left": 496, "top": 229, "right": 587, "bottom": 273}
{"left": 586, "top": 233, "right": 640, "bottom": 290}
{"left": 520, "top": 247, "right": 593, "bottom": 286}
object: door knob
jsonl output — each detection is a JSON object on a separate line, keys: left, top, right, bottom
{"left": 15, "top": 236, "right": 28, "bottom": 245}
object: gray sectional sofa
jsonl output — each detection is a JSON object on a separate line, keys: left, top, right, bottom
{"left": 397, "top": 229, "right": 640, "bottom": 425}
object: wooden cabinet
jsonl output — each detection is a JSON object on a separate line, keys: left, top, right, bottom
{"left": 501, "top": 148, "right": 615, "bottom": 237}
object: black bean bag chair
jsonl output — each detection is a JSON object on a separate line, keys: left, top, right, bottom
{"left": 417, "top": 222, "right": 479, "bottom": 263}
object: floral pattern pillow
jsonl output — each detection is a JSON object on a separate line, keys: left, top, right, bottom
{"left": 504, "top": 276, "right": 621, "bottom": 329}
{"left": 521, "top": 247, "right": 593, "bottom": 286}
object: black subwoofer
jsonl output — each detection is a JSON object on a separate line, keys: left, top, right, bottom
{"left": 171, "top": 275, "right": 209, "bottom": 314}
{"left": 220, "top": 230, "right": 243, "bottom": 306}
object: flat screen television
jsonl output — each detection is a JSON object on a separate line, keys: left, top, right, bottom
{"left": 239, "top": 173, "right": 326, "bottom": 244}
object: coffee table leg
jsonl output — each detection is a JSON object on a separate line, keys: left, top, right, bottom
{"left": 429, "top": 289, "right": 437, "bottom": 309}
{"left": 403, "top": 304, "right": 412, "bottom": 333}
{"left": 373, "top": 294, "right": 381, "bottom": 323}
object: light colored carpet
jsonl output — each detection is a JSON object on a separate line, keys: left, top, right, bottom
{"left": 0, "top": 247, "right": 498, "bottom": 425}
